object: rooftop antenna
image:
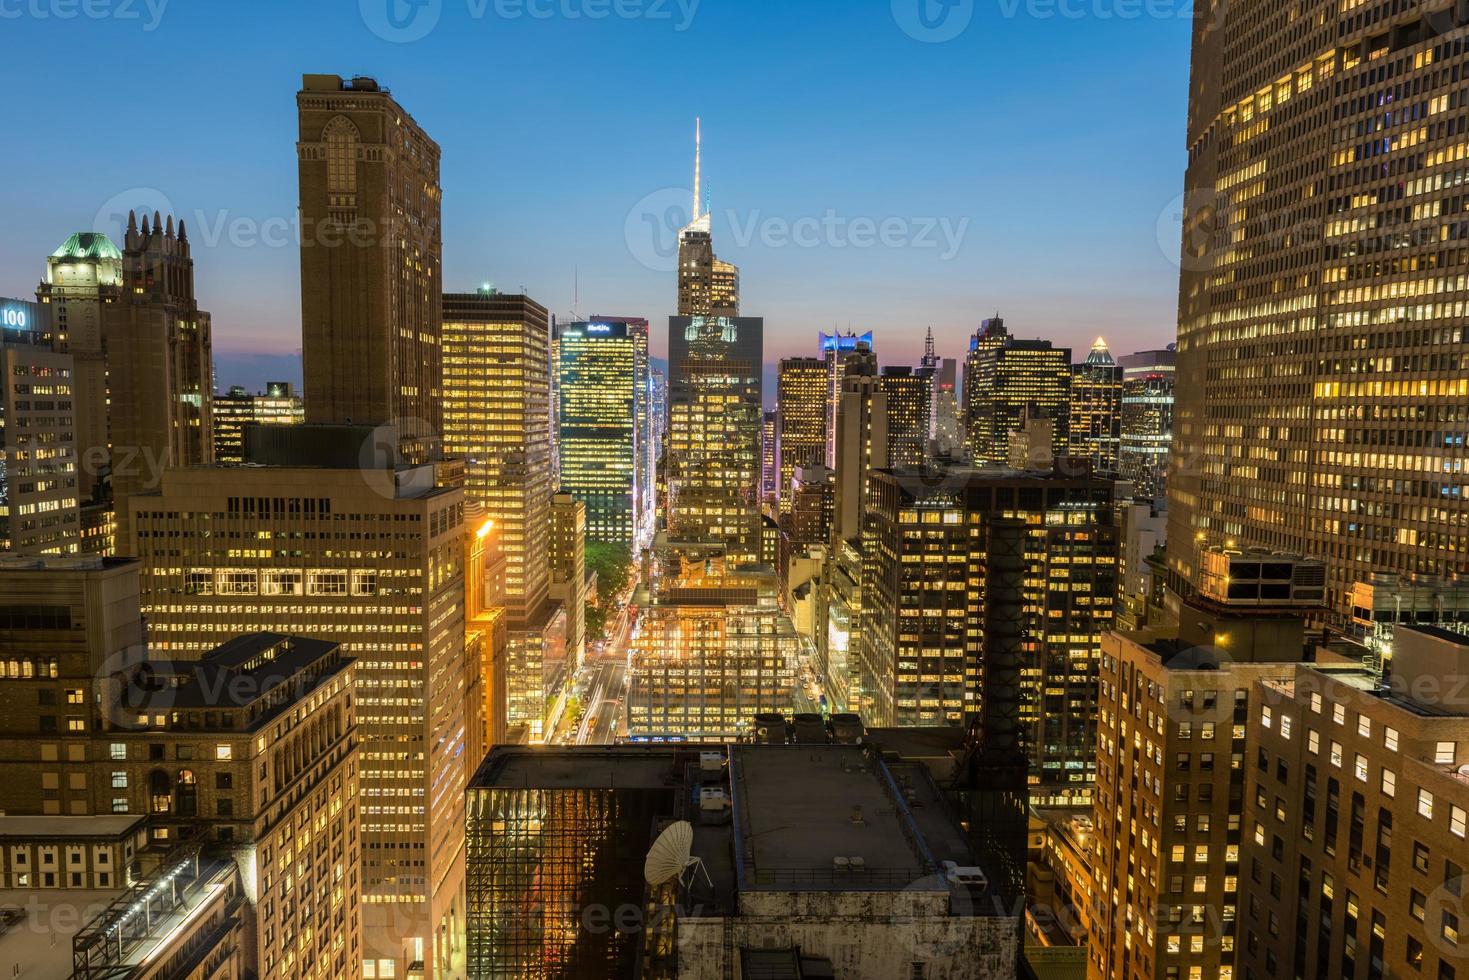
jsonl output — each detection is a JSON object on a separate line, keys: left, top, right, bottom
{"left": 692, "top": 117, "right": 702, "bottom": 223}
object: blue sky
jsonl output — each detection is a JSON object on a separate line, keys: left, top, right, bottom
{"left": 0, "top": 0, "right": 1193, "bottom": 390}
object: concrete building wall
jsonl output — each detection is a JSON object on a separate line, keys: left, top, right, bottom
{"left": 678, "top": 891, "right": 1017, "bottom": 980}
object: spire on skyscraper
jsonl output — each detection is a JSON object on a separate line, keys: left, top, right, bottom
{"left": 1085, "top": 336, "right": 1116, "bottom": 366}
{"left": 683, "top": 117, "right": 712, "bottom": 234}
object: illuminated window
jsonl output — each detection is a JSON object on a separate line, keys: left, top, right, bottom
{"left": 324, "top": 116, "right": 359, "bottom": 196}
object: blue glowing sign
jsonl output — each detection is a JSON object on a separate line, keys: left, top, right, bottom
{"left": 0, "top": 299, "right": 37, "bottom": 331}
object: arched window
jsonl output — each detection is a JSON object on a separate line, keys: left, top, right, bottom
{"left": 323, "top": 116, "right": 359, "bottom": 196}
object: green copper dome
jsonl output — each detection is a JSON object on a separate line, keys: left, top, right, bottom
{"left": 51, "top": 232, "right": 123, "bottom": 261}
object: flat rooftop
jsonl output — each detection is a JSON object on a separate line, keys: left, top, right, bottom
{"left": 729, "top": 745, "right": 954, "bottom": 890}
{"left": 0, "top": 888, "right": 121, "bottom": 979}
{"left": 127, "top": 634, "right": 346, "bottom": 712}
{"left": 471, "top": 745, "right": 700, "bottom": 791}
{"left": 0, "top": 815, "right": 145, "bottom": 839}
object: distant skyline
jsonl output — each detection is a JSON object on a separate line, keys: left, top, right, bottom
{"left": 0, "top": 0, "right": 1191, "bottom": 391}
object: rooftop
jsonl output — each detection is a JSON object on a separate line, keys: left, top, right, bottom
{"left": 471, "top": 744, "right": 693, "bottom": 791}
{"left": 0, "top": 887, "right": 122, "bottom": 979}
{"left": 50, "top": 231, "right": 122, "bottom": 261}
{"left": 122, "top": 633, "right": 348, "bottom": 720}
{"left": 0, "top": 814, "right": 145, "bottom": 840}
{"left": 728, "top": 744, "right": 969, "bottom": 891}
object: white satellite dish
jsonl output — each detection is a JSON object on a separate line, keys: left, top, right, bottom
{"left": 643, "top": 821, "right": 712, "bottom": 889}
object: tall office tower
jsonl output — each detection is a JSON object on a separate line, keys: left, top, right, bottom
{"left": 1086, "top": 550, "right": 1326, "bottom": 980}
{"left": 0, "top": 298, "right": 80, "bottom": 554}
{"left": 1241, "top": 626, "right": 1469, "bottom": 980}
{"left": 557, "top": 320, "right": 638, "bottom": 545}
{"left": 628, "top": 560, "right": 796, "bottom": 739}
{"left": 1068, "top": 338, "right": 1123, "bottom": 477}
{"left": 444, "top": 290, "right": 562, "bottom": 738}
{"left": 212, "top": 382, "right": 305, "bottom": 464}
{"left": 549, "top": 493, "right": 586, "bottom": 673}
{"left": 666, "top": 316, "right": 764, "bottom": 561}
{"left": 468, "top": 742, "right": 1018, "bottom": 980}
{"left": 465, "top": 512, "right": 508, "bottom": 753}
{"left": 816, "top": 345, "right": 888, "bottom": 714}
{"left": 1168, "top": 14, "right": 1469, "bottom": 615}
{"left": 297, "top": 74, "right": 442, "bottom": 460}
{"left": 788, "top": 463, "right": 836, "bottom": 549}
{"left": 650, "top": 365, "right": 668, "bottom": 444}
{"left": 831, "top": 343, "right": 887, "bottom": 547}
{"left": 0, "top": 556, "right": 144, "bottom": 811}
{"left": 676, "top": 119, "right": 740, "bottom": 318}
{"left": 919, "top": 328, "right": 963, "bottom": 455}
{"left": 36, "top": 232, "right": 122, "bottom": 503}
{"left": 776, "top": 356, "right": 827, "bottom": 517}
{"left": 590, "top": 314, "right": 654, "bottom": 544}
{"left": 819, "top": 330, "right": 875, "bottom": 467}
{"left": 106, "top": 634, "right": 363, "bottom": 978}
{"left": 879, "top": 365, "right": 934, "bottom": 468}
{"left": 128, "top": 459, "right": 469, "bottom": 979}
{"left": 1118, "top": 348, "right": 1176, "bottom": 501}
{"left": 965, "top": 331, "right": 1072, "bottom": 468}
{"left": 760, "top": 410, "right": 779, "bottom": 507}
{"left": 857, "top": 464, "right": 1117, "bottom": 805}
{"left": 961, "top": 315, "right": 1010, "bottom": 457}
{"left": 105, "top": 212, "right": 214, "bottom": 553}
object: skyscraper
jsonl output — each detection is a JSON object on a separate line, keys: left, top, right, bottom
{"left": 857, "top": 463, "right": 1117, "bottom": 804}
{"left": 549, "top": 492, "right": 586, "bottom": 674}
{"left": 1240, "top": 626, "right": 1469, "bottom": 980}
{"left": 817, "top": 343, "right": 888, "bottom": 714}
{"left": 916, "top": 326, "right": 957, "bottom": 457}
{"left": 820, "top": 330, "right": 875, "bottom": 468}
{"left": 1088, "top": 550, "right": 1326, "bottom": 980}
{"left": 676, "top": 119, "right": 739, "bottom": 318}
{"left": 665, "top": 315, "right": 764, "bottom": 562}
{"left": 776, "top": 356, "right": 827, "bottom": 517}
{"left": 297, "top": 74, "right": 442, "bottom": 460}
{"left": 109, "top": 212, "right": 215, "bottom": 553}
{"left": 964, "top": 326, "right": 1071, "bottom": 467}
{"left": 627, "top": 561, "right": 797, "bottom": 740}
{"left": 1167, "top": 15, "right": 1469, "bottom": 613}
{"left": 879, "top": 365, "right": 934, "bottom": 468}
{"left": 128, "top": 459, "right": 469, "bottom": 978}
{"left": 961, "top": 315, "right": 1010, "bottom": 459}
{"left": 1068, "top": 337, "right": 1123, "bottom": 477}
{"left": 0, "top": 297, "right": 80, "bottom": 554}
{"left": 760, "top": 409, "right": 779, "bottom": 507}
{"left": 557, "top": 320, "right": 639, "bottom": 545}
{"left": 590, "top": 314, "right": 654, "bottom": 545}
{"left": 443, "top": 290, "right": 561, "bottom": 738}
{"left": 1118, "top": 347, "right": 1176, "bottom": 501}
{"left": 36, "top": 231, "right": 122, "bottom": 503}
{"left": 212, "top": 382, "right": 305, "bottom": 465}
